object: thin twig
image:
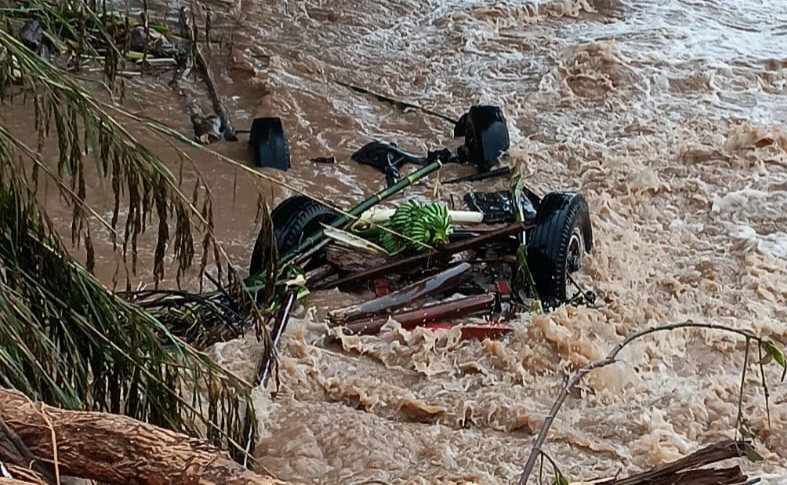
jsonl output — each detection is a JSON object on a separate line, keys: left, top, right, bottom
{"left": 517, "top": 320, "right": 762, "bottom": 485}
{"left": 735, "top": 338, "right": 750, "bottom": 440}
{"left": 757, "top": 343, "right": 771, "bottom": 429}
{"left": 36, "top": 405, "right": 60, "bottom": 485}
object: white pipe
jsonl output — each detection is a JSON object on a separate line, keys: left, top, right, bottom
{"left": 359, "top": 207, "right": 485, "bottom": 224}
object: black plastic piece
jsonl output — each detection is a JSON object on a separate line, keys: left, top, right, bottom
{"left": 249, "top": 117, "right": 291, "bottom": 171}
{"left": 352, "top": 141, "right": 427, "bottom": 170}
{"left": 463, "top": 190, "right": 538, "bottom": 224}
{"left": 249, "top": 195, "right": 337, "bottom": 275}
{"left": 526, "top": 192, "right": 594, "bottom": 308}
{"left": 352, "top": 142, "right": 456, "bottom": 187}
{"left": 459, "top": 105, "right": 510, "bottom": 172}
{"left": 464, "top": 191, "right": 514, "bottom": 224}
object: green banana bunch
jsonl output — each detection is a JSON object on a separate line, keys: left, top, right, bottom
{"left": 370, "top": 200, "right": 453, "bottom": 254}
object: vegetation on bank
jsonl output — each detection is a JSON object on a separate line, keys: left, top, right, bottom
{"left": 0, "top": 0, "right": 275, "bottom": 465}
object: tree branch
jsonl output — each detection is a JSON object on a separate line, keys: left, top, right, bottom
{"left": 517, "top": 321, "right": 765, "bottom": 485}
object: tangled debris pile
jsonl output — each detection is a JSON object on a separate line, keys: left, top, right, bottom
{"left": 246, "top": 103, "right": 597, "bottom": 347}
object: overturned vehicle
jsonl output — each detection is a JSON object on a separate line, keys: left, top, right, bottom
{"left": 247, "top": 105, "right": 596, "bottom": 341}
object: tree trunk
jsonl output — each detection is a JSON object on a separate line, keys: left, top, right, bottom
{"left": 0, "top": 389, "right": 290, "bottom": 485}
{"left": 179, "top": 6, "right": 237, "bottom": 141}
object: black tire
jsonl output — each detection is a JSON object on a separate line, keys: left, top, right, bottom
{"left": 249, "top": 117, "right": 291, "bottom": 171}
{"left": 249, "top": 196, "right": 337, "bottom": 276}
{"left": 526, "top": 192, "right": 593, "bottom": 307}
{"left": 464, "top": 105, "right": 510, "bottom": 172}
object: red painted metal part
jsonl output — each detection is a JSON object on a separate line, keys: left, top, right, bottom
{"left": 350, "top": 278, "right": 515, "bottom": 341}
{"left": 495, "top": 280, "right": 512, "bottom": 297}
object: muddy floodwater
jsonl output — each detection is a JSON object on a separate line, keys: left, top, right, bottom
{"left": 18, "top": 0, "right": 787, "bottom": 483}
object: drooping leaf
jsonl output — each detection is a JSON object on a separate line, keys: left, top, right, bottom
{"left": 761, "top": 338, "right": 786, "bottom": 369}
{"left": 743, "top": 442, "right": 764, "bottom": 463}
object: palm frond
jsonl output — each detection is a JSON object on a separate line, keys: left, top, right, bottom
{"left": 0, "top": 180, "right": 258, "bottom": 461}
{"left": 0, "top": 0, "right": 278, "bottom": 465}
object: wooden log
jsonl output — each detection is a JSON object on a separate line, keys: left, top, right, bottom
{"left": 628, "top": 466, "right": 745, "bottom": 485}
{"left": 304, "top": 264, "right": 337, "bottom": 288}
{"left": 605, "top": 440, "right": 746, "bottom": 485}
{"left": 328, "top": 262, "right": 473, "bottom": 325}
{"left": 0, "top": 389, "right": 290, "bottom": 485}
{"left": 343, "top": 293, "right": 497, "bottom": 336}
{"left": 325, "top": 246, "right": 390, "bottom": 273}
{"left": 180, "top": 7, "right": 237, "bottom": 141}
{"left": 314, "top": 222, "right": 527, "bottom": 290}
{"left": 0, "top": 463, "right": 48, "bottom": 485}
{"left": 0, "top": 420, "right": 54, "bottom": 483}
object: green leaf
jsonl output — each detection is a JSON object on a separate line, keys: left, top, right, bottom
{"left": 761, "top": 338, "right": 786, "bottom": 368}
{"left": 149, "top": 22, "right": 169, "bottom": 35}
{"left": 743, "top": 443, "right": 764, "bottom": 463}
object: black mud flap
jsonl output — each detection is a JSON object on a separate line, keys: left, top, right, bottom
{"left": 453, "top": 112, "right": 469, "bottom": 138}
{"left": 249, "top": 117, "right": 291, "bottom": 171}
{"left": 456, "top": 105, "right": 511, "bottom": 172}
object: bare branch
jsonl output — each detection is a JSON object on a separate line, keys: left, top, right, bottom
{"left": 517, "top": 320, "right": 768, "bottom": 485}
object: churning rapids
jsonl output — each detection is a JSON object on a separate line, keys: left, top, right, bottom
{"left": 24, "top": 0, "right": 787, "bottom": 483}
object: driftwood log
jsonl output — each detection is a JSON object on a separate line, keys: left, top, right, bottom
{"left": 0, "top": 463, "right": 49, "bottom": 485}
{"left": 601, "top": 440, "right": 750, "bottom": 485}
{"left": 325, "top": 246, "right": 389, "bottom": 274}
{"left": 179, "top": 6, "right": 237, "bottom": 141}
{"left": 0, "top": 419, "right": 53, "bottom": 483}
{"left": 0, "top": 388, "right": 757, "bottom": 485}
{"left": 0, "top": 389, "right": 289, "bottom": 485}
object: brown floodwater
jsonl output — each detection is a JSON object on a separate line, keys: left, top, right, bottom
{"left": 12, "top": 0, "right": 787, "bottom": 483}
